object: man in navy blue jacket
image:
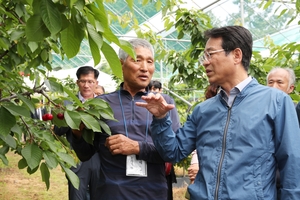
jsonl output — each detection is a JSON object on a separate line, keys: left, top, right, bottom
{"left": 71, "top": 38, "right": 181, "bottom": 200}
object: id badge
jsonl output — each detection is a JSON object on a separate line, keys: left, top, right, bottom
{"left": 126, "top": 154, "right": 147, "bottom": 177}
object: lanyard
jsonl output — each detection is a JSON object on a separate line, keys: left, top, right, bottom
{"left": 118, "top": 90, "right": 149, "bottom": 140}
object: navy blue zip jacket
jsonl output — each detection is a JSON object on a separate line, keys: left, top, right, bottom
{"left": 72, "top": 84, "right": 181, "bottom": 200}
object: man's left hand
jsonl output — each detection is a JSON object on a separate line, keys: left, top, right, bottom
{"left": 105, "top": 134, "right": 140, "bottom": 155}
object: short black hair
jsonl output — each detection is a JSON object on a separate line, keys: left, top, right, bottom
{"left": 76, "top": 66, "right": 99, "bottom": 79}
{"left": 148, "top": 80, "right": 162, "bottom": 89}
{"left": 204, "top": 26, "right": 253, "bottom": 71}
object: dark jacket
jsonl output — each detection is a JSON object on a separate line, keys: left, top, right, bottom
{"left": 71, "top": 84, "right": 181, "bottom": 200}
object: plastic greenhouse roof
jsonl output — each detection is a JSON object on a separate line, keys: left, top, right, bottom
{"left": 51, "top": 0, "right": 300, "bottom": 77}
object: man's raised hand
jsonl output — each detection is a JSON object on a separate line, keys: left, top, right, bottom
{"left": 136, "top": 93, "right": 175, "bottom": 118}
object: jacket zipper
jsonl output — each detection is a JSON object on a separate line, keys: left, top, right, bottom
{"left": 131, "top": 96, "right": 135, "bottom": 121}
{"left": 214, "top": 105, "right": 232, "bottom": 200}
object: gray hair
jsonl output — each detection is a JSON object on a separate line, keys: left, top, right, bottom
{"left": 118, "top": 38, "right": 154, "bottom": 61}
{"left": 267, "top": 67, "right": 296, "bottom": 87}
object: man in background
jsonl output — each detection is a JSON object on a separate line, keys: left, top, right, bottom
{"left": 267, "top": 67, "right": 298, "bottom": 200}
{"left": 148, "top": 80, "right": 163, "bottom": 93}
{"left": 267, "top": 67, "right": 295, "bottom": 96}
{"left": 54, "top": 66, "right": 101, "bottom": 200}
{"left": 95, "top": 85, "right": 105, "bottom": 96}
{"left": 266, "top": 67, "right": 299, "bottom": 121}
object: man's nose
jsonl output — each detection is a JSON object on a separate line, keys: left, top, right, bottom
{"left": 140, "top": 61, "right": 149, "bottom": 71}
{"left": 202, "top": 59, "right": 210, "bottom": 67}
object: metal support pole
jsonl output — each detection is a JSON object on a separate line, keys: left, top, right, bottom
{"left": 241, "top": 0, "right": 244, "bottom": 26}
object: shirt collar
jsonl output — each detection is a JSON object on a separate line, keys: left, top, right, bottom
{"left": 78, "top": 92, "right": 96, "bottom": 102}
{"left": 119, "top": 82, "right": 148, "bottom": 95}
{"left": 220, "top": 76, "right": 252, "bottom": 94}
{"left": 235, "top": 76, "right": 252, "bottom": 92}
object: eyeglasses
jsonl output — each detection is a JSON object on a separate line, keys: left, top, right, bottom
{"left": 78, "top": 80, "right": 96, "bottom": 85}
{"left": 199, "top": 49, "right": 225, "bottom": 65}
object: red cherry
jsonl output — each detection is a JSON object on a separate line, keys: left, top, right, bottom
{"left": 42, "top": 113, "right": 53, "bottom": 121}
{"left": 42, "top": 114, "right": 48, "bottom": 121}
{"left": 47, "top": 113, "right": 53, "bottom": 120}
{"left": 57, "top": 113, "right": 64, "bottom": 120}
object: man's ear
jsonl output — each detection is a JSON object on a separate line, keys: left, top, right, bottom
{"left": 288, "top": 85, "right": 295, "bottom": 94}
{"left": 233, "top": 48, "right": 242, "bottom": 64}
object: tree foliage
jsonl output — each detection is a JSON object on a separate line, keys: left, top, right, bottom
{"left": 0, "top": 0, "right": 134, "bottom": 189}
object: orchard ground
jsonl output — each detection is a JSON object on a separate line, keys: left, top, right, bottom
{"left": 0, "top": 151, "right": 188, "bottom": 200}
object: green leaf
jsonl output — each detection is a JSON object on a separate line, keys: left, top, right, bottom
{"left": 84, "top": 98, "right": 109, "bottom": 108}
{"left": 277, "top": 8, "right": 287, "bottom": 18}
{"left": 16, "top": 94, "right": 36, "bottom": 114}
{"left": 89, "top": 2, "right": 109, "bottom": 28}
{"left": 27, "top": 164, "right": 39, "bottom": 174}
{"left": 11, "top": 30, "right": 25, "bottom": 41}
{"left": 56, "top": 152, "right": 76, "bottom": 167}
{"left": 0, "top": 145, "right": 9, "bottom": 155}
{"left": 297, "top": 0, "right": 300, "bottom": 12}
{"left": 101, "top": 41, "right": 122, "bottom": 79}
{"left": 43, "top": 151, "right": 58, "bottom": 169}
{"left": 63, "top": 88, "right": 83, "bottom": 106}
{"left": 60, "top": 21, "right": 84, "bottom": 58}
{"left": 125, "top": 0, "right": 134, "bottom": 11}
{"left": 44, "top": 78, "right": 64, "bottom": 93}
{"left": 17, "top": 42, "right": 27, "bottom": 57}
{"left": 99, "top": 109, "right": 116, "bottom": 121}
{"left": 117, "top": 39, "right": 136, "bottom": 61}
{"left": 3, "top": 102, "right": 30, "bottom": 117}
{"left": 0, "top": 106, "right": 16, "bottom": 137}
{"left": 21, "top": 143, "right": 43, "bottom": 170}
{"left": 87, "top": 23, "right": 103, "bottom": 49}
{"left": 0, "top": 134, "right": 16, "bottom": 148}
{"left": 64, "top": 110, "right": 81, "bottom": 130}
{"left": 85, "top": 109, "right": 100, "bottom": 119}
{"left": 79, "top": 112, "right": 101, "bottom": 132}
{"left": 40, "top": 162, "right": 50, "bottom": 190}
{"left": 0, "top": 37, "right": 10, "bottom": 50}
{"left": 87, "top": 2, "right": 128, "bottom": 52}
{"left": 68, "top": 0, "right": 77, "bottom": 8}
{"left": 40, "top": 0, "right": 62, "bottom": 35}
{"left": 55, "top": 135, "right": 71, "bottom": 149}
{"left": 61, "top": 165, "right": 79, "bottom": 189}
{"left": 45, "top": 140, "right": 59, "bottom": 153}
{"left": 263, "top": 0, "right": 273, "bottom": 9}
{"left": 99, "top": 120, "right": 111, "bottom": 135}
{"left": 0, "top": 154, "right": 8, "bottom": 166}
{"left": 28, "top": 41, "right": 39, "bottom": 53}
{"left": 25, "top": 14, "right": 50, "bottom": 41}
{"left": 2, "top": 102, "right": 30, "bottom": 118}
{"left": 41, "top": 49, "right": 48, "bottom": 61}
{"left": 88, "top": 34, "right": 101, "bottom": 66}
{"left": 18, "top": 158, "right": 28, "bottom": 169}
{"left": 82, "top": 129, "right": 94, "bottom": 144}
